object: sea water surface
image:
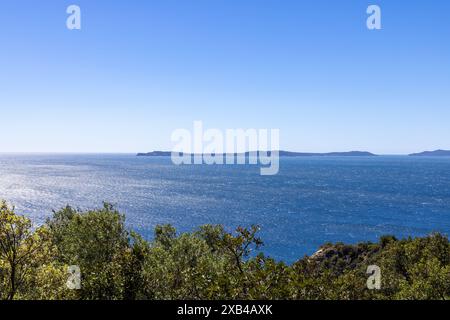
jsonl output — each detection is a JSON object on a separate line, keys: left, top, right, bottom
{"left": 1, "top": 153, "right": 450, "bottom": 263}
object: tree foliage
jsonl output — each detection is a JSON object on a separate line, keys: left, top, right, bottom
{"left": 0, "top": 200, "right": 449, "bottom": 300}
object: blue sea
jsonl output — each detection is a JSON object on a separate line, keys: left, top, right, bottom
{"left": 1, "top": 154, "right": 450, "bottom": 263}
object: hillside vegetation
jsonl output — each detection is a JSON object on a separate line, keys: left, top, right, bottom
{"left": 0, "top": 200, "right": 449, "bottom": 300}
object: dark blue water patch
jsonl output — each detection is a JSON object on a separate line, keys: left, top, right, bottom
{"left": 1, "top": 154, "right": 449, "bottom": 263}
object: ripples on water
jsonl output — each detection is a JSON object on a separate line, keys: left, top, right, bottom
{"left": 1, "top": 153, "right": 450, "bottom": 262}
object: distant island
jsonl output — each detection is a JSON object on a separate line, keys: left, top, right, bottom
{"left": 409, "top": 150, "right": 450, "bottom": 157}
{"left": 137, "top": 151, "right": 377, "bottom": 157}
{"left": 278, "top": 151, "right": 376, "bottom": 157}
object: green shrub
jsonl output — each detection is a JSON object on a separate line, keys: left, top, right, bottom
{"left": 0, "top": 200, "right": 449, "bottom": 300}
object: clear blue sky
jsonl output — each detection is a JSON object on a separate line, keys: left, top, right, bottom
{"left": 0, "top": 0, "right": 449, "bottom": 154}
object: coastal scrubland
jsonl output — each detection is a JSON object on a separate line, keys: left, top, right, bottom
{"left": 0, "top": 200, "right": 448, "bottom": 300}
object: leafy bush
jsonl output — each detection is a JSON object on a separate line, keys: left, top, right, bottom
{"left": 0, "top": 200, "right": 449, "bottom": 300}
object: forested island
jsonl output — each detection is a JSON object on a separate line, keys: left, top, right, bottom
{"left": 0, "top": 200, "right": 448, "bottom": 300}
{"left": 138, "top": 150, "right": 450, "bottom": 157}
{"left": 409, "top": 150, "right": 450, "bottom": 156}
{"left": 137, "top": 151, "right": 377, "bottom": 157}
